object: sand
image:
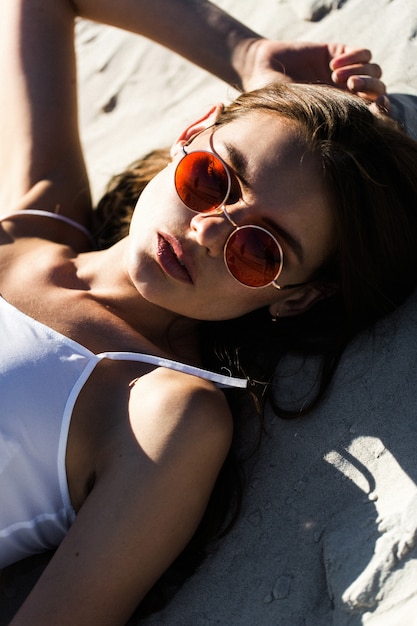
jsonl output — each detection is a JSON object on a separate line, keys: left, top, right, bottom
{"left": 2, "top": 0, "right": 417, "bottom": 623}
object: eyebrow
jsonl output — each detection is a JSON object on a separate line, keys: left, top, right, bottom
{"left": 222, "top": 140, "right": 304, "bottom": 264}
{"left": 222, "top": 141, "right": 251, "bottom": 189}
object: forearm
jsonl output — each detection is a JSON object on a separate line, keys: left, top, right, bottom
{"left": 0, "top": 0, "right": 91, "bottom": 221}
{"left": 72, "top": 0, "right": 263, "bottom": 89}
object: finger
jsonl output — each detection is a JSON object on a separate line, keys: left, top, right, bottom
{"left": 329, "top": 47, "right": 372, "bottom": 71}
{"left": 346, "top": 76, "right": 387, "bottom": 101}
{"left": 332, "top": 63, "right": 383, "bottom": 86}
{"left": 368, "top": 95, "right": 391, "bottom": 117}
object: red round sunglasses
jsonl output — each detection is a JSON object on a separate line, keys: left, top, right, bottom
{"left": 174, "top": 139, "right": 307, "bottom": 290}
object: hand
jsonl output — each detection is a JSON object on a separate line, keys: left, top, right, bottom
{"left": 330, "top": 46, "right": 385, "bottom": 102}
{"left": 241, "top": 40, "right": 386, "bottom": 103}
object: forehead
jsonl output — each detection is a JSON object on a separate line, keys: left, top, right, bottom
{"left": 213, "top": 111, "right": 320, "bottom": 188}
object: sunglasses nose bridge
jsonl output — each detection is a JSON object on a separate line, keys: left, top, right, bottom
{"left": 191, "top": 203, "right": 237, "bottom": 228}
{"left": 221, "top": 205, "right": 238, "bottom": 228}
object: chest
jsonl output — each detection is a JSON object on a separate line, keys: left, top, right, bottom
{"left": 0, "top": 240, "right": 130, "bottom": 352}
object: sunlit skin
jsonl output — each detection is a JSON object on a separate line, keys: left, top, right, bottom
{"left": 126, "top": 111, "right": 336, "bottom": 321}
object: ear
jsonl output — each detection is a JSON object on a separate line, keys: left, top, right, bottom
{"left": 170, "top": 104, "right": 224, "bottom": 157}
{"left": 269, "top": 283, "right": 337, "bottom": 318}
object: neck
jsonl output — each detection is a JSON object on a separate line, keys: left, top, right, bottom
{"left": 74, "top": 239, "right": 200, "bottom": 358}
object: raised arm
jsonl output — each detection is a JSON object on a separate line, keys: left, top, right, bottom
{"left": 0, "top": 0, "right": 91, "bottom": 224}
{"left": 72, "top": 0, "right": 385, "bottom": 96}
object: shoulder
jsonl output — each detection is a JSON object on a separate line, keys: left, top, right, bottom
{"left": 49, "top": 368, "right": 234, "bottom": 622}
{"left": 126, "top": 366, "right": 233, "bottom": 464}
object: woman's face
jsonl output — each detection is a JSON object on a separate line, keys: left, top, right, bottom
{"left": 127, "top": 111, "right": 335, "bottom": 321}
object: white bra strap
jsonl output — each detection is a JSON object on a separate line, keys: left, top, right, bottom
{"left": 97, "top": 351, "right": 248, "bottom": 389}
{"left": 0, "top": 209, "right": 96, "bottom": 246}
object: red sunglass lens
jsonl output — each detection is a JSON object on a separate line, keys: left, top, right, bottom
{"left": 175, "top": 151, "right": 229, "bottom": 213}
{"left": 225, "top": 227, "right": 282, "bottom": 287}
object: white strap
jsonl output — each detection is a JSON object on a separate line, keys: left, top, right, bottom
{"left": 0, "top": 209, "right": 96, "bottom": 246}
{"left": 98, "top": 351, "right": 247, "bottom": 389}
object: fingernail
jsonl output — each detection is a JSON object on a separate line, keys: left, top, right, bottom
{"left": 376, "top": 95, "right": 390, "bottom": 113}
{"left": 331, "top": 70, "right": 340, "bottom": 84}
{"left": 347, "top": 77, "right": 365, "bottom": 92}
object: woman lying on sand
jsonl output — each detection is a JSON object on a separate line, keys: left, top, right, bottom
{"left": 2, "top": 0, "right": 417, "bottom": 623}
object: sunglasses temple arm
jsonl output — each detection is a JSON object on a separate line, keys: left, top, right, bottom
{"left": 273, "top": 280, "right": 310, "bottom": 291}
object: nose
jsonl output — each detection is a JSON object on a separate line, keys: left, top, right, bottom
{"left": 189, "top": 209, "right": 235, "bottom": 257}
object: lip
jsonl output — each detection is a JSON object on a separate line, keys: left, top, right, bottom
{"left": 157, "top": 232, "right": 195, "bottom": 284}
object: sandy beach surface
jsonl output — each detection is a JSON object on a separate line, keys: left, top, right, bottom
{"left": 2, "top": 0, "right": 417, "bottom": 624}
